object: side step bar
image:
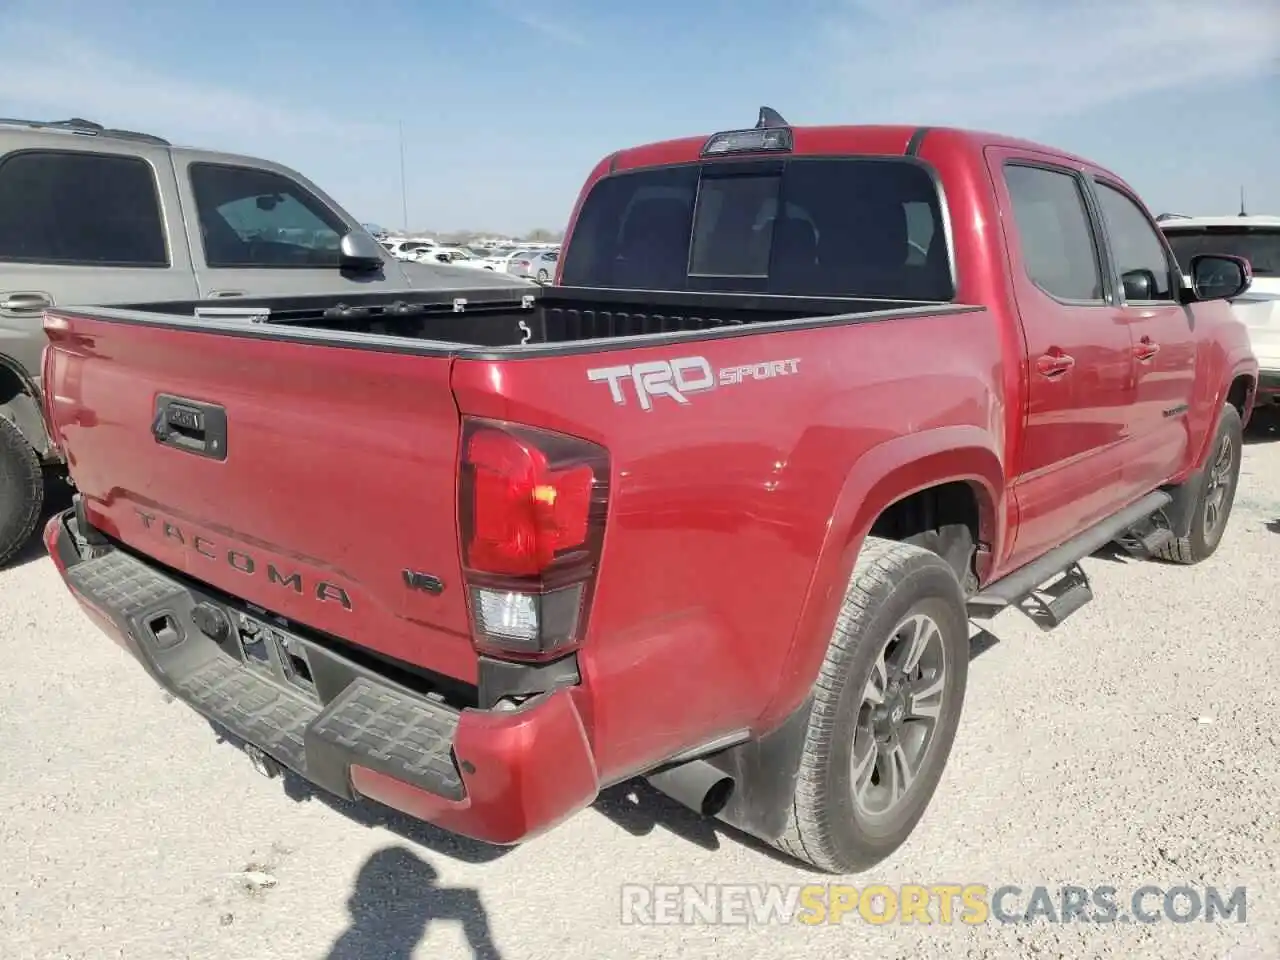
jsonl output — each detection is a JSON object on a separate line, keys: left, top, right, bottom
{"left": 967, "top": 490, "right": 1172, "bottom": 627}
{"left": 1115, "top": 510, "right": 1175, "bottom": 557}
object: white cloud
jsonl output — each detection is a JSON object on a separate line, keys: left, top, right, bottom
{"left": 483, "top": 0, "right": 588, "bottom": 47}
{"left": 823, "top": 0, "right": 1280, "bottom": 130}
{"left": 0, "top": 23, "right": 392, "bottom": 149}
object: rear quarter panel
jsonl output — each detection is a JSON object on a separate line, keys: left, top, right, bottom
{"left": 452, "top": 308, "right": 1007, "bottom": 782}
{"left": 1185, "top": 297, "right": 1259, "bottom": 471}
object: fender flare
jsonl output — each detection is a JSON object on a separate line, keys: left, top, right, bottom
{"left": 755, "top": 425, "right": 1006, "bottom": 731}
{"left": 1165, "top": 358, "right": 1255, "bottom": 538}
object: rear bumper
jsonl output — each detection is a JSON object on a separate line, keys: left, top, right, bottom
{"left": 44, "top": 509, "right": 600, "bottom": 845}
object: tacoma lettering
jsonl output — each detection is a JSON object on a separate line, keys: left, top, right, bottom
{"left": 133, "top": 509, "right": 351, "bottom": 610}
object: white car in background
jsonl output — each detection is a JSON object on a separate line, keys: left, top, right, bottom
{"left": 418, "top": 246, "right": 496, "bottom": 269}
{"left": 381, "top": 237, "right": 437, "bottom": 261}
{"left": 507, "top": 248, "right": 559, "bottom": 282}
{"left": 413, "top": 245, "right": 537, "bottom": 283}
{"left": 1160, "top": 215, "right": 1280, "bottom": 413}
{"left": 482, "top": 247, "right": 535, "bottom": 271}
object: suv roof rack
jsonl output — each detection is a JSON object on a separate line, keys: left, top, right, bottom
{"left": 0, "top": 116, "right": 170, "bottom": 147}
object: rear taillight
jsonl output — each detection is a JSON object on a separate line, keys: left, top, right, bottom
{"left": 458, "top": 418, "right": 609, "bottom": 661}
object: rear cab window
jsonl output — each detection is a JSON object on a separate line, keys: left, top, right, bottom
{"left": 189, "top": 163, "right": 349, "bottom": 269}
{"left": 1162, "top": 226, "right": 1280, "bottom": 278}
{"left": 559, "top": 157, "right": 954, "bottom": 300}
{"left": 0, "top": 150, "right": 167, "bottom": 266}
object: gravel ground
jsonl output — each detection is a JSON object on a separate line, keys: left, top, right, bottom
{"left": 2, "top": 435, "right": 1279, "bottom": 960}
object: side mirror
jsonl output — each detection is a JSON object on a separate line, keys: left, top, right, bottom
{"left": 1188, "top": 254, "right": 1251, "bottom": 302}
{"left": 338, "top": 231, "right": 385, "bottom": 272}
{"left": 1121, "top": 268, "right": 1158, "bottom": 301}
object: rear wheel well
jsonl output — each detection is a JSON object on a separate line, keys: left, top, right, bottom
{"left": 1226, "top": 375, "right": 1254, "bottom": 418}
{"left": 868, "top": 481, "right": 981, "bottom": 593}
{"left": 0, "top": 362, "right": 27, "bottom": 407}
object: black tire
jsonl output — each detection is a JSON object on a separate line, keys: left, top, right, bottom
{"left": 1154, "top": 403, "right": 1243, "bottom": 565}
{"left": 775, "top": 536, "right": 969, "bottom": 873}
{"left": 536, "top": 268, "right": 550, "bottom": 282}
{"left": 0, "top": 417, "right": 44, "bottom": 567}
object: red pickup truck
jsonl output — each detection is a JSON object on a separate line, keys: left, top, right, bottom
{"left": 40, "top": 110, "right": 1257, "bottom": 874}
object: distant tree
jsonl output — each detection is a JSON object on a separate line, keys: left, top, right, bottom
{"left": 523, "top": 228, "right": 563, "bottom": 243}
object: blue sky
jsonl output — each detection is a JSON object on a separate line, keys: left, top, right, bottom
{"left": 1, "top": 0, "right": 1278, "bottom": 235}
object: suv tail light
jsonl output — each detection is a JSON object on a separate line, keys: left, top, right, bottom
{"left": 458, "top": 418, "right": 609, "bottom": 661}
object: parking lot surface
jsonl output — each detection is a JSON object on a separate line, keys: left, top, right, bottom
{"left": 2, "top": 435, "right": 1279, "bottom": 960}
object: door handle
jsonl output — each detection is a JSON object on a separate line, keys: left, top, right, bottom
{"left": 0, "top": 292, "right": 53, "bottom": 315}
{"left": 1134, "top": 337, "right": 1159, "bottom": 362}
{"left": 152, "top": 394, "right": 228, "bottom": 461}
{"left": 1036, "top": 352, "right": 1075, "bottom": 378}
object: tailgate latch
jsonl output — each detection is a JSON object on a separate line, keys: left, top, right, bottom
{"left": 152, "top": 394, "right": 228, "bottom": 461}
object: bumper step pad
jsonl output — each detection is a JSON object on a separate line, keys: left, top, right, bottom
{"left": 178, "top": 656, "right": 316, "bottom": 774}
{"left": 65, "top": 547, "right": 466, "bottom": 804}
{"left": 309, "top": 679, "right": 465, "bottom": 801}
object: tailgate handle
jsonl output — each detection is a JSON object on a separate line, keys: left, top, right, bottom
{"left": 152, "top": 395, "right": 228, "bottom": 461}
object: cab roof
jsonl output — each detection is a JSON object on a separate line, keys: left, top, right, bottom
{"left": 607, "top": 122, "right": 1104, "bottom": 174}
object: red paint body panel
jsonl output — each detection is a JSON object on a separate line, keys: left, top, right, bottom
{"left": 44, "top": 324, "right": 478, "bottom": 681}
{"left": 43, "top": 123, "right": 1258, "bottom": 847}
{"left": 350, "top": 686, "right": 598, "bottom": 845}
{"left": 450, "top": 310, "right": 1003, "bottom": 775}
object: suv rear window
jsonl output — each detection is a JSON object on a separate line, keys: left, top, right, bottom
{"left": 1162, "top": 226, "right": 1280, "bottom": 277}
{"left": 0, "top": 150, "right": 167, "bottom": 266}
{"left": 559, "top": 157, "right": 953, "bottom": 300}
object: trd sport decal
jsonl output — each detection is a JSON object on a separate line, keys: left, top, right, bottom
{"left": 587, "top": 356, "right": 801, "bottom": 411}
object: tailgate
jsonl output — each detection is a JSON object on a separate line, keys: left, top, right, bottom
{"left": 43, "top": 313, "right": 478, "bottom": 683}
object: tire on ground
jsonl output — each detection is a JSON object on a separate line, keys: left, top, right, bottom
{"left": 1154, "top": 402, "right": 1242, "bottom": 565}
{"left": 768, "top": 537, "right": 967, "bottom": 875}
{"left": 775, "top": 535, "right": 969, "bottom": 874}
{"left": 0, "top": 416, "right": 44, "bottom": 566}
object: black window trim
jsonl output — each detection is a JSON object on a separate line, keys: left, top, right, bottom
{"left": 188, "top": 160, "right": 350, "bottom": 271}
{"left": 1001, "top": 159, "right": 1112, "bottom": 308}
{"left": 1087, "top": 175, "right": 1179, "bottom": 306}
{"left": 0, "top": 147, "right": 171, "bottom": 269}
{"left": 564, "top": 153, "right": 959, "bottom": 304}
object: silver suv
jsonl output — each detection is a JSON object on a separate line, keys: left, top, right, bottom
{"left": 0, "top": 117, "right": 527, "bottom": 564}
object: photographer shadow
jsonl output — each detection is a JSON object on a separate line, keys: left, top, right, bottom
{"left": 327, "top": 845, "right": 503, "bottom": 960}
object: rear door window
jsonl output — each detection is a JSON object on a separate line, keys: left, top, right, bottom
{"left": 559, "top": 158, "right": 953, "bottom": 300}
{"left": 1001, "top": 164, "right": 1104, "bottom": 303}
{"left": 0, "top": 150, "right": 167, "bottom": 266}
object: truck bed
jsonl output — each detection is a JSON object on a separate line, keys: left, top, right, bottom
{"left": 98, "top": 285, "right": 967, "bottom": 355}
